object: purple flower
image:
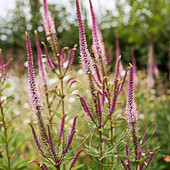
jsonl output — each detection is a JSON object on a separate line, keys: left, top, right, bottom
{"left": 139, "top": 161, "right": 146, "bottom": 170}
{"left": 26, "top": 32, "right": 42, "bottom": 111}
{"left": 26, "top": 32, "right": 48, "bottom": 146}
{"left": 64, "top": 116, "right": 78, "bottom": 153}
{"left": 147, "top": 62, "right": 154, "bottom": 89}
{"left": 125, "top": 66, "right": 138, "bottom": 124}
{"left": 118, "top": 156, "right": 128, "bottom": 170}
{"left": 89, "top": 0, "right": 107, "bottom": 76}
{"left": 76, "top": 0, "right": 95, "bottom": 81}
{"left": 31, "top": 160, "right": 49, "bottom": 170}
{"left": 42, "top": 42, "right": 55, "bottom": 71}
{"left": 35, "top": 30, "right": 48, "bottom": 84}
{"left": 58, "top": 114, "right": 66, "bottom": 143}
{"left": 101, "top": 78, "right": 106, "bottom": 107}
{"left": 79, "top": 96, "right": 94, "bottom": 121}
{"left": 43, "top": 0, "right": 58, "bottom": 55}
{"left": 29, "top": 123, "right": 46, "bottom": 158}
{"left": 125, "top": 143, "right": 130, "bottom": 157}
{"left": 69, "top": 148, "right": 85, "bottom": 169}
{"left": 138, "top": 141, "right": 142, "bottom": 159}
{"left": 146, "top": 149, "right": 156, "bottom": 168}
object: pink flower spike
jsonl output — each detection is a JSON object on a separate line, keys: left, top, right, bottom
{"left": 139, "top": 161, "right": 146, "bottom": 170}
{"left": 125, "top": 143, "right": 130, "bottom": 156}
{"left": 58, "top": 113, "right": 66, "bottom": 142}
{"left": 64, "top": 116, "right": 78, "bottom": 153}
{"left": 147, "top": 62, "right": 154, "bottom": 89}
{"left": 131, "top": 50, "right": 138, "bottom": 85}
{"left": 26, "top": 32, "right": 42, "bottom": 110}
{"left": 146, "top": 149, "right": 156, "bottom": 168}
{"left": 42, "top": 42, "right": 55, "bottom": 70}
{"left": 89, "top": 0, "right": 107, "bottom": 73}
{"left": 125, "top": 66, "right": 138, "bottom": 124}
{"left": 76, "top": 0, "right": 95, "bottom": 80}
{"left": 79, "top": 96, "right": 93, "bottom": 119}
{"left": 67, "top": 44, "right": 77, "bottom": 70}
{"left": 96, "top": 93, "right": 102, "bottom": 120}
{"left": 69, "top": 148, "right": 85, "bottom": 170}
{"left": 116, "top": 35, "right": 123, "bottom": 72}
{"left": 118, "top": 156, "right": 128, "bottom": 170}
{"left": 114, "top": 55, "right": 121, "bottom": 83}
{"left": 2, "top": 58, "right": 13, "bottom": 68}
{"left": 95, "top": 64, "right": 102, "bottom": 83}
{"left": 43, "top": 0, "right": 58, "bottom": 51}
{"left": 29, "top": 123, "right": 46, "bottom": 158}
{"left": 35, "top": 30, "right": 48, "bottom": 84}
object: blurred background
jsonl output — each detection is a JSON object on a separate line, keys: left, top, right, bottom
{"left": 0, "top": 0, "right": 170, "bottom": 169}
{"left": 0, "top": 0, "right": 169, "bottom": 77}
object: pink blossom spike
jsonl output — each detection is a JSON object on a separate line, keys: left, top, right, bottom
{"left": 26, "top": 32, "right": 42, "bottom": 110}
{"left": 118, "top": 67, "right": 129, "bottom": 92}
{"left": 35, "top": 30, "right": 48, "bottom": 85}
{"left": 66, "top": 77, "right": 75, "bottom": 86}
{"left": 69, "top": 148, "right": 85, "bottom": 170}
{"left": 64, "top": 116, "right": 78, "bottom": 153}
{"left": 125, "top": 143, "right": 130, "bottom": 157}
{"left": 26, "top": 32, "right": 48, "bottom": 146}
{"left": 43, "top": 0, "right": 58, "bottom": 54}
{"left": 2, "top": 58, "right": 13, "bottom": 68}
{"left": 131, "top": 50, "right": 138, "bottom": 85}
{"left": 115, "top": 35, "right": 123, "bottom": 72}
{"left": 42, "top": 42, "right": 55, "bottom": 71}
{"left": 146, "top": 149, "right": 156, "bottom": 168}
{"left": 79, "top": 96, "right": 94, "bottom": 120}
{"left": 89, "top": 0, "right": 107, "bottom": 75}
{"left": 47, "top": 125, "right": 57, "bottom": 163}
{"left": 125, "top": 66, "right": 138, "bottom": 124}
{"left": 31, "top": 160, "right": 49, "bottom": 170}
{"left": 114, "top": 55, "right": 121, "bottom": 83}
{"left": 76, "top": 0, "right": 95, "bottom": 81}
{"left": 118, "top": 156, "right": 128, "bottom": 170}
{"left": 29, "top": 123, "right": 46, "bottom": 158}
{"left": 58, "top": 113, "right": 66, "bottom": 143}
{"left": 95, "top": 64, "right": 102, "bottom": 83}
{"left": 147, "top": 62, "right": 154, "bottom": 89}
{"left": 66, "top": 44, "right": 77, "bottom": 70}
{"left": 60, "top": 47, "right": 68, "bottom": 67}
{"left": 139, "top": 161, "right": 146, "bottom": 170}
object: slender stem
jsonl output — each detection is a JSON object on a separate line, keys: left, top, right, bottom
{"left": 0, "top": 101, "right": 11, "bottom": 170}
{"left": 110, "top": 118, "right": 114, "bottom": 166}
{"left": 98, "top": 129, "right": 103, "bottom": 170}
{"left": 44, "top": 83, "right": 53, "bottom": 128}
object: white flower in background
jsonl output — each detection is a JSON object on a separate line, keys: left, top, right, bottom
{"left": 63, "top": 75, "right": 70, "bottom": 81}
{"left": 71, "top": 90, "right": 78, "bottom": 95}
{"left": 24, "top": 61, "right": 28, "bottom": 67}
{"left": 77, "top": 69, "right": 83, "bottom": 75}
{"left": 49, "top": 78, "right": 58, "bottom": 85}
{"left": 68, "top": 97, "right": 76, "bottom": 103}
{"left": 24, "top": 103, "right": 29, "bottom": 109}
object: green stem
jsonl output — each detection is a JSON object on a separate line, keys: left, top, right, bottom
{"left": 0, "top": 102, "right": 11, "bottom": 170}
{"left": 98, "top": 129, "right": 103, "bottom": 170}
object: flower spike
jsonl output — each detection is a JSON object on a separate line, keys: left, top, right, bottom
{"left": 125, "top": 66, "right": 138, "bottom": 124}
{"left": 89, "top": 0, "right": 107, "bottom": 77}
{"left": 35, "top": 30, "right": 48, "bottom": 85}
{"left": 26, "top": 32, "right": 48, "bottom": 146}
{"left": 43, "top": 0, "right": 58, "bottom": 56}
{"left": 69, "top": 148, "right": 85, "bottom": 170}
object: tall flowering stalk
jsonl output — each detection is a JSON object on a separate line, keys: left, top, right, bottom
{"left": 89, "top": 0, "right": 107, "bottom": 77}
{"left": 26, "top": 32, "right": 82, "bottom": 170}
{"left": 26, "top": 32, "right": 49, "bottom": 146}
{"left": 125, "top": 66, "right": 139, "bottom": 161}
{"left": 43, "top": 0, "right": 59, "bottom": 58}
{"left": 76, "top": 0, "right": 129, "bottom": 169}
{"left": 35, "top": 30, "right": 53, "bottom": 127}
{"left": 116, "top": 35, "right": 123, "bottom": 73}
